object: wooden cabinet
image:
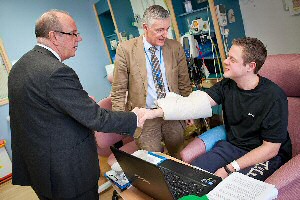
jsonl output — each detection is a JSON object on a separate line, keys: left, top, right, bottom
{"left": 94, "top": 0, "right": 139, "bottom": 63}
{"left": 166, "top": 0, "right": 245, "bottom": 60}
{"left": 94, "top": 0, "right": 117, "bottom": 63}
{"left": 165, "top": 0, "right": 245, "bottom": 83}
{"left": 166, "top": 0, "right": 226, "bottom": 78}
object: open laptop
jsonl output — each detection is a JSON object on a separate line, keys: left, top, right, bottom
{"left": 110, "top": 146, "right": 222, "bottom": 200}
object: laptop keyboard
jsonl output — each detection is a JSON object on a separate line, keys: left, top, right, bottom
{"left": 159, "top": 166, "right": 206, "bottom": 199}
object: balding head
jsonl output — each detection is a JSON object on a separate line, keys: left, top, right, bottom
{"left": 35, "top": 9, "right": 81, "bottom": 61}
{"left": 35, "top": 9, "right": 71, "bottom": 39}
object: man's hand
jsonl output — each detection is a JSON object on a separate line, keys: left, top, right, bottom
{"left": 214, "top": 167, "right": 229, "bottom": 179}
{"left": 131, "top": 108, "right": 164, "bottom": 128}
{"left": 215, "top": 164, "right": 235, "bottom": 179}
{"left": 131, "top": 107, "right": 147, "bottom": 127}
{"left": 139, "top": 108, "right": 164, "bottom": 126}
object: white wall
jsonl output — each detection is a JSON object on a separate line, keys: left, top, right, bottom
{"left": 239, "top": 0, "right": 300, "bottom": 55}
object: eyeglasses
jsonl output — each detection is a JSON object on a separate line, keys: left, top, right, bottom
{"left": 54, "top": 31, "right": 80, "bottom": 38}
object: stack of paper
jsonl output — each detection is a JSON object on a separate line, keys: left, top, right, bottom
{"left": 207, "top": 172, "right": 278, "bottom": 200}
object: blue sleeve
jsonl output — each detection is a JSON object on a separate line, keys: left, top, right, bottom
{"left": 198, "top": 125, "right": 227, "bottom": 152}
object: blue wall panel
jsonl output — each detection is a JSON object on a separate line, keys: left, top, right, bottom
{"left": 95, "top": 0, "right": 109, "bottom": 14}
{"left": 110, "top": 0, "right": 139, "bottom": 38}
{"left": 171, "top": 0, "right": 245, "bottom": 44}
{"left": 215, "top": 0, "right": 245, "bottom": 47}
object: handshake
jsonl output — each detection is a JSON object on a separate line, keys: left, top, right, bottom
{"left": 129, "top": 91, "right": 213, "bottom": 128}
{"left": 130, "top": 92, "right": 184, "bottom": 128}
{"left": 131, "top": 107, "right": 164, "bottom": 128}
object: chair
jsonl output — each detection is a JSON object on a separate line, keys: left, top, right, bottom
{"left": 94, "top": 97, "right": 137, "bottom": 158}
{"left": 180, "top": 54, "right": 300, "bottom": 199}
{"left": 261, "top": 54, "right": 300, "bottom": 199}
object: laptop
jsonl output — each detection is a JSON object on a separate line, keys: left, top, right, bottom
{"left": 110, "top": 146, "right": 222, "bottom": 200}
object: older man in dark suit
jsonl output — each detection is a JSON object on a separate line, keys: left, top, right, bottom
{"left": 8, "top": 9, "right": 140, "bottom": 200}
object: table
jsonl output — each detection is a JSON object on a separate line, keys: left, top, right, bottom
{"left": 112, "top": 184, "right": 153, "bottom": 200}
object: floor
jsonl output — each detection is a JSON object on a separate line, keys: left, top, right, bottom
{"left": 0, "top": 156, "right": 119, "bottom": 200}
{"left": 0, "top": 180, "right": 39, "bottom": 200}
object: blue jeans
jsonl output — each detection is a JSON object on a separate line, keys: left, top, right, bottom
{"left": 198, "top": 125, "right": 227, "bottom": 152}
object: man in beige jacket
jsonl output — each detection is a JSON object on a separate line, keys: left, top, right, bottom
{"left": 111, "top": 5, "right": 191, "bottom": 158}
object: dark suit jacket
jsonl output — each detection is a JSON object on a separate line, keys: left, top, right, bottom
{"left": 8, "top": 45, "right": 137, "bottom": 198}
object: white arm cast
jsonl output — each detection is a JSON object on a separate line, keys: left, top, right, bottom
{"left": 156, "top": 91, "right": 212, "bottom": 120}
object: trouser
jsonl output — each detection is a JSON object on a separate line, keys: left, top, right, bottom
{"left": 36, "top": 184, "right": 98, "bottom": 200}
{"left": 191, "top": 140, "right": 284, "bottom": 181}
{"left": 134, "top": 117, "right": 185, "bottom": 159}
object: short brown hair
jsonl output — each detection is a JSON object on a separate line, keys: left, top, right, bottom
{"left": 232, "top": 37, "right": 267, "bottom": 73}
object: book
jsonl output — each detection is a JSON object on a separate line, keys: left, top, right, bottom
{"left": 207, "top": 172, "right": 278, "bottom": 200}
{"left": 104, "top": 170, "right": 131, "bottom": 190}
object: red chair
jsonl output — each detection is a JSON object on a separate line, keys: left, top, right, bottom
{"left": 94, "top": 97, "right": 134, "bottom": 156}
{"left": 180, "top": 54, "right": 300, "bottom": 199}
{"left": 261, "top": 54, "right": 300, "bottom": 199}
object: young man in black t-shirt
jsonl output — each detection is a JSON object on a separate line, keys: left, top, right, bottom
{"left": 140, "top": 37, "right": 292, "bottom": 181}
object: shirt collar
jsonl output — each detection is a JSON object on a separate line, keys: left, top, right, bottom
{"left": 143, "top": 36, "right": 160, "bottom": 52}
{"left": 37, "top": 43, "right": 61, "bottom": 62}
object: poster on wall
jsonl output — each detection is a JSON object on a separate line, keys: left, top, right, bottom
{"left": 283, "top": 0, "right": 300, "bottom": 15}
{"left": 289, "top": 0, "right": 300, "bottom": 15}
{"left": 0, "top": 38, "right": 12, "bottom": 106}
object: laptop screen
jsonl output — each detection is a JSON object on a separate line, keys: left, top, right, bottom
{"left": 110, "top": 147, "right": 222, "bottom": 200}
{"left": 111, "top": 146, "right": 174, "bottom": 200}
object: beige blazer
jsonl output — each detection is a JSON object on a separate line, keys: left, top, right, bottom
{"left": 111, "top": 35, "right": 191, "bottom": 111}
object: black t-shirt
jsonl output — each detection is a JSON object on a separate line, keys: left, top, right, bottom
{"left": 206, "top": 76, "right": 292, "bottom": 162}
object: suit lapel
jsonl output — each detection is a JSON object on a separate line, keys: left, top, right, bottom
{"left": 132, "top": 38, "right": 173, "bottom": 93}
{"left": 162, "top": 41, "right": 173, "bottom": 90}
{"left": 133, "top": 36, "right": 147, "bottom": 93}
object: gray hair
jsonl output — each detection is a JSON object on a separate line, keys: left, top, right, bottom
{"left": 35, "top": 9, "right": 71, "bottom": 38}
{"left": 143, "top": 5, "right": 170, "bottom": 26}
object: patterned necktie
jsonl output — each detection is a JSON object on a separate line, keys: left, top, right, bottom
{"left": 149, "top": 46, "right": 166, "bottom": 99}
